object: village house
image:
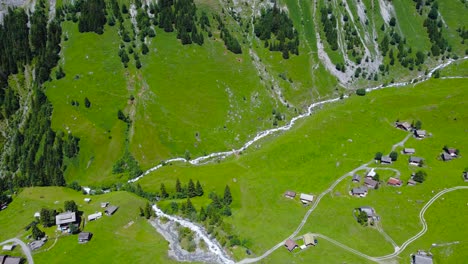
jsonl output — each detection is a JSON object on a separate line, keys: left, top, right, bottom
{"left": 28, "top": 240, "right": 45, "bottom": 251}
{"left": 351, "top": 187, "right": 368, "bottom": 197}
{"left": 441, "top": 152, "right": 452, "bottom": 161}
{"left": 396, "top": 121, "right": 412, "bottom": 131}
{"left": 409, "top": 156, "right": 424, "bottom": 166}
{"left": 299, "top": 194, "right": 314, "bottom": 205}
{"left": 403, "top": 148, "right": 415, "bottom": 155}
{"left": 364, "top": 178, "right": 378, "bottom": 189}
{"left": 101, "top": 202, "right": 109, "bottom": 208}
{"left": 411, "top": 251, "right": 433, "bottom": 264}
{"left": 84, "top": 198, "right": 91, "bottom": 203}
{"left": 414, "top": 130, "right": 426, "bottom": 138}
{"left": 381, "top": 156, "right": 392, "bottom": 164}
{"left": 87, "top": 212, "right": 102, "bottom": 221}
{"left": 284, "top": 191, "right": 296, "bottom": 199}
{"left": 105, "top": 205, "right": 119, "bottom": 216}
{"left": 352, "top": 174, "right": 360, "bottom": 183}
{"left": 366, "top": 168, "right": 376, "bottom": 179}
{"left": 387, "top": 177, "right": 402, "bottom": 187}
{"left": 358, "top": 206, "right": 379, "bottom": 222}
{"left": 55, "top": 211, "right": 77, "bottom": 232}
{"left": 1, "top": 244, "right": 14, "bottom": 251}
{"left": 463, "top": 172, "right": 468, "bottom": 182}
{"left": 284, "top": 239, "right": 298, "bottom": 252}
{"left": 34, "top": 212, "right": 40, "bottom": 218}
{"left": 78, "top": 232, "right": 92, "bottom": 244}
{"left": 407, "top": 179, "right": 417, "bottom": 186}
{"left": 447, "top": 148, "right": 458, "bottom": 157}
{"left": 0, "top": 256, "right": 22, "bottom": 264}
{"left": 302, "top": 233, "right": 317, "bottom": 247}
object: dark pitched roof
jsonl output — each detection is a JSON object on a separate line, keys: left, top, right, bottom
{"left": 79, "top": 232, "right": 92, "bottom": 240}
{"left": 105, "top": 205, "right": 119, "bottom": 215}
{"left": 415, "top": 130, "right": 426, "bottom": 137}
{"left": 359, "top": 206, "right": 376, "bottom": 217}
{"left": 352, "top": 174, "right": 360, "bottom": 182}
{"left": 284, "top": 191, "right": 296, "bottom": 198}
{"left": 404, "top": 148, "right": 415, "bottom": 154}
{"left": 409, "top": 156, "right": 423, "bottom": 163}
{"left": 3, "top": 256, "right": 22, "bottom": 264}
{"left": 381, "top": 156, "right": 392, "bottom": 163}
{"left": 284, "top": 239, "right": 298, "bottom": 251}
{"left": 364, "top": 178, "right": 378, "bottom": 188}
{"left": 441, "top": 152, "right": 452, "bottom": 161}
{"left": 56, "top": 211, "right": 77, "bottom": 225}
{"left": 351, "top": 187, "right": 367, "bottom": 195}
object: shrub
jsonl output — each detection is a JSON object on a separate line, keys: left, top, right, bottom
{"left": 356, "top": 88, "right": 366, "bottom": 96}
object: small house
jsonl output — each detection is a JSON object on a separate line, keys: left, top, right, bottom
{"left": 403, "top": 148, "right": 415, "bottom": 155}
{"left": 409, "top": 156, "right": 424, "bottom": 166}
{"left": 303, "top": 233, "right": 316, "bottom": 246}
{"left": 105, "top": 205, "right": 119, "bottom": 216}
{"left": 78, "top": 232, "right": 92, "bottom": 243}
{"left": 366, "top": 168, "right": 376, "bottom": 178}
{"left": 101, "top": 202, "right": 109, "bottom": 208}
{"left": 412, "top": 251, "right": 433, "bottom": 264}
{"left": 352, "top": 174, "right": 360, "bottom": 183}
{"left": 387, "top": 177, "right": 402, "bottom": 187}
{"left": 0, "top": 256, "right": 22, "bottom": 264}
{"left": 464, "top": 172, "right": 468, "bottom": 182}
{"left": 364, "top": 178, "right": 378, "bottom": 189}
{"left": 28, "top": 240, "right": 45, "bottom": 250}
{"left": 299, "top": 194, "right": 314, "bottom": 204}
{"left": 358, "top": 206, "right": 379, "bottom": 221}
{"left": 284, "top": 239, "right": 298, "bottom": 252}
{"left": 351, "top": 187, "right": 368, "bottom": 197}
{"left": 441, "top": 152, "right": 452, "bottom": 161}
{"left": 284, "top": 191, "right": 296, "bottom": 199}
{"left": 2, "top": 244, "right": 15, "bottom": 251}
{"left": 396, "top": 121, "right": 412, "bottom": 131}
{"left": 56, "top": 211, "right": 77, "bottom": 231}
{"left": 407, "top": 179, "right": 417, "bottom": 186}
{"left": 381, "top": 156, "right": 392, "bottom": 164}
{"left": 34, "top": 212, "right": 40, "bottom": 218}
{"left": 84, "top": 198, "right": 91, "bottom": 203}
{"left": 414, "top": 130, "right": 426, "bottom": 138}
{"left": 447, "top": 148, "right": 458, "bottom": 157}
{"left": 87, "top": 212, "right": 102, "bottom": 221}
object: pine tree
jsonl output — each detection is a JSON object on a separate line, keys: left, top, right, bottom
{"left": 223, "top": 185, "right": 232, "bottom": 205}
{"left": 175, "top": 178, "right": 182, "bottom": 193}
{"left": 139, "top": 207, "right": 144, "bottom": 217}
{"left": 160, "top": 183, "right": 168, "bottom": 199}
{"left": 195, "top": 180, "right": 203, "bottom": 196}
{"left": 187, "top": 179, "right": 196, "bottom": 197}
{"left": 32, "top": 223, "right": 45, "bottom": 239}
{"left": 144, "top": 202, "right": 151, "bottom": 219}
{"left": 198, "top": 206, "right": 207, "bottom": 221}
{"left": 186, "top": 198, "right": 195, "bottom": 215}
{"left": 84, "top": 97, "right": 91, "bottom": 108}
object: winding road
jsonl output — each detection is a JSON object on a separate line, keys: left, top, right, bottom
{"left": 0, "top": 238, "right": 34, "bottom": 264}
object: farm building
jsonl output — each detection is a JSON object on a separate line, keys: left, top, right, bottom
{"left": 78, "top": 232, "right": 92, "bottom": 244}
{"left": 351, "top": 187, "right": 368, "bottom": 197}
{"left": 105, "top": 205, "right": 119, "bottom": 216}
{"left": 56, "top": 211, "right": 77, "bottom": 231}
{"left": 284, "top": 191, "right": 296, "bottom": 199}
{"left": 284, "top": 239, "right": 298, "bottom": 252}
{"left": 381, "top": 156, "right": 392, "bottom": 164}
{"left": 446, "top": 148, "right": 458, "bottom": 157}
{"left": 352, "top": 174, "right": 360, "bottom": 183}
{"left": 299, "top": 194, "right": 314, "bottom": 204}
{"left": 403, "top": 148, "right": 415, "bottom": 154}
{"left": 387, "top": 177, "right": 402, "bottom": 187}
{"left": 302, "top": 233, "right": 316, "bottom": 246}
{"left": 407, "top": 179, "right": 417, "bottom": 186}
{"left": 411, "top": 251, "right": 433, "bottom": 264}
{"left": 441, "top": 152, "right": 452, "bottom": 161}
{"left": 2, "top": 244, "right": 14, "bottom": 251}
{"left": 358, "top": 206, "right": 379, "bottom": 221}
{"left": 464, "top": 172, "right": 468, "bottom": 182}
{"left": 101, "top": 202, "right": 109, "bottom": 208}
{"left": 0, "top": 256, "right": 22, "bottom": 264}
{"left": 366, "top": 168, "right": 376, "bottom": 178}
{"left": 87, "top": 212, "right": 102, "bottom": 221}
{"left": 414, "top": 130, "right": 426, "bottom": 138}
{"left": 396, "top": 122, "right": 412, "bottom": 131}
{"left": 409, "top": 156, "right": 424, "bottom": 166}
{"left": 364, "top": 178, "right": 378, "bottom": 189}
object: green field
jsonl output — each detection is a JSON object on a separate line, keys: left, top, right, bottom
{"left": 0, "top": 187, "right": 181, "bottom": 264}
{"left": 137, "top": 77, "right": 468, "bottom": 262}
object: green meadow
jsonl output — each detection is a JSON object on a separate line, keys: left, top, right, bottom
{"left": 138, "top": 77, "right": 468, "bottom": 262}
{"left": 0, "top": 187, "right": 181, "bottom": 264}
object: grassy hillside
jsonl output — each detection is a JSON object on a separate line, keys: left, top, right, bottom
{"left": 0, "top": 187, "right": 180, "bottom": 264}
{"left": 138, "top": 77, "right": 468, "bottom": 262}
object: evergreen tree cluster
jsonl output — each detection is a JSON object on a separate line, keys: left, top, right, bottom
{"left": 423, "top": 2, "right": 449, "bottom": 56}
{"left": 112, "top": 150, "right": 143, "bottom": 179}
{"left": 320, "top": 6, "right": 338, "bottom": 51}
{"left": 160, "top": 178, "right": 204, "bottom": 200}
{"left": 214, "top": 15, "right": 242, "bottom": 54}
{"left": 78, "top": 0, "right": 107, "bottom": 34}
{"left": 343, "top": 19, "right": 363, "bottom": 64}
{"left": 254, "top": 4, "right": 299, "bottom": 59}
